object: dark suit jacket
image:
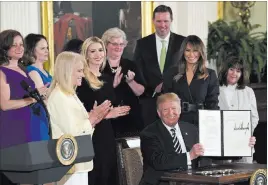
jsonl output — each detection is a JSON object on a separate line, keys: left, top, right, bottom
{"left": 139, "top": 120, "right": 199, "bottom": 185}
{"left": 134, "top": 32, "right": 185, "bottom": 97}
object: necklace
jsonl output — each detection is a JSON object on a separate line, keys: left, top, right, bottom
{"left": 110, "top": 66, "right": 119, "bottom": 73}
{"left": 108, "top": 59, "right": 120, "bottom": 73}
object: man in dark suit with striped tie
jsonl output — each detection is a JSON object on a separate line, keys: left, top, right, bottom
{"left": 139, "top": 93, "right": 204, "bottom": 185}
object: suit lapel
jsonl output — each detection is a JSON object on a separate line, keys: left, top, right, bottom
{"left": 164, "top": 32, "right": 175, "bottom": 72}
{"left": 179, "top": 123, "right": 192, "bottom": 152}
{"left": 151, "top": 34, "right": 162, "bottom": 77}
{"left": 156, "top": 120, "right": 175, "bottom": 150}
{"left": 164, "top": 33, "right": 174, "bottom": 69}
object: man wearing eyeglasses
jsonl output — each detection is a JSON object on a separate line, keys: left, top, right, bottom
{"left": 134, "top": 5, "right": 185, "bottom": 127}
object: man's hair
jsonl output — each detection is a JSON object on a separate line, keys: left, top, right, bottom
{"left": 153, "top": 5, "right": 173, "bottom": 20}
{"left": 156, "top": 93, "right": 181, "bottom": 110}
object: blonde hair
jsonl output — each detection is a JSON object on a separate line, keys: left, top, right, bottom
{"left": 156, "top": 93, "right": 181, "bottom": 110}
{"left": 48, "top": 51, "right": 85, "bottom": 96}
{"left": 101, "top": 27, "right": 128, "bottom": 47}
{"left": 81, "top": 37, "right": 106, "bottom": 90}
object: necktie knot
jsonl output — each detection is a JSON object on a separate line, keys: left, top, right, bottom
{"left": 161, "top": 40, "right": 166, "bottom": 46}
{"left": 170, "top": 128, "right": 176, "bottom": 138}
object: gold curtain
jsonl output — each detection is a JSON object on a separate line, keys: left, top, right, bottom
{"left": 217, "top": 1, "right": 224, "bottom": 20}
{"left": 41, "top": 1, "right": 54, "bottom": 75}
{"left": 141, "top": 2, "right": 155, "bottom": 37}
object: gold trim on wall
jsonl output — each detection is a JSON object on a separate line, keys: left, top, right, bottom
{"left": 217, "top": 1, "right": 224, "bottom": 20}
{"left": 141, "top": 2, "right": 155, "bottom": 37}
{"left": 41, "top": 1, "right": 54, "bottom": 75}
{"left": 41, "top": 2, "right": 152, "bottom": 73}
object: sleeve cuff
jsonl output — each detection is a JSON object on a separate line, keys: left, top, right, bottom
{"left": 186, "top": 152, "right": 192, "bottom": 166}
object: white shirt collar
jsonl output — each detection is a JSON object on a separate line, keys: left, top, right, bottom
{"left": 162, "top": 120, "right": 179, "bottom": 133}
{"left": 155, "top": 32, "right": 171, "bottom": 43}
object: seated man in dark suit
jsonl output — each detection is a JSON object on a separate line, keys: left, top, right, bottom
{"left": 139, "top": 93, "right": 204, "bottom": 185}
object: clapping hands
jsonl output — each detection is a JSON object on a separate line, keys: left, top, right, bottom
{"left": 113, "top": 67, "right": 136, "bottom": 87}
{"left": 113, "top": 66, "right": 123, "bottom": 88}
{"left": 125, "top": 70, "right": 135, "bottom": 83}
{"left": 105, "top": 105, "right": 131, "bottom": 119}
{"left": 88, "top": 100, "right": 112, "bottom": 127}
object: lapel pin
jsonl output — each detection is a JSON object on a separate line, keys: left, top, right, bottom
{"left": 185, "top": 132, "right": 188, "bottom": 135}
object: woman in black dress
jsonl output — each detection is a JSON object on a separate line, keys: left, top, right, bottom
{"left": 163, "top": 35, "right": 219, "bottom": 126}
{"left": 76, "top": 36, "right": 130, "bottom": 185}
{"left": 101, "top": 27, "right": 145, "bottom": 138}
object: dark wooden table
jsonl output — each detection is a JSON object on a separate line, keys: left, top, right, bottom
{"left": 161, "top": 163, "right": 267, "bottom": 185}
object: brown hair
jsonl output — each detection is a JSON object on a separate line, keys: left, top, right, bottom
{"left": 218, "top": 56, "right": 248, "bottom": 89}
{"left": 0, "top": 29, "right": 24, "bottom": 66}
{"left": 174, "top": 35, "right": 208, "bottom": 81}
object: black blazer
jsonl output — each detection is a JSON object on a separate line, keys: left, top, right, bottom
{"left": 134, "top": 32, "right": 185, "bottom": 97}
{"left": 163, "top": 67, "right": 220, "bottom": 125}
{"left": 139, "top": 120, "right": 199, "bottom": 185}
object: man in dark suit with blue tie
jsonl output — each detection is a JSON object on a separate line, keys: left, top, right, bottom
{"left": 139, "top": 93, "right": 204, "bottom": 185}
{"left": 134, "top": 5, "right": 185, "bottom": 127}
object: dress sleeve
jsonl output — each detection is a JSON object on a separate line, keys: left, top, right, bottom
{"left": 248, "top": 87, "right": 259, "bottom": 132}
{"left": 76, "top": 78, "right": 95, "bottom": 112}
{"left": 48, "top": 90, "right": 93, "bottom": 139}
{"left": 48, "top": 92, "right": 77, "bottom": 139}
{"left": 204, "top": 70, "right": 220, "bottom": 110}
{"left": 128, "top": 59, "right": 146, "bottom": 86}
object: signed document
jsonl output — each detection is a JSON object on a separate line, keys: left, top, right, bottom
{"left": 223, "top": 111, "right": 251, "bottom": 156}
{"left": 199, "top": 110, "right": 251, "bottom": 157}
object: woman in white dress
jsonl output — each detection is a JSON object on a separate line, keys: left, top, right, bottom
{"left": 47, "top": 52, "right": 111, "bottom": 185}
{"left": 217, "top": 56, "right": 257, "bottom": 163}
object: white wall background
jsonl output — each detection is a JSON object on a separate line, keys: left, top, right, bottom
{"left": 154, "top": 1, "right": 218, "bottom": 47}
{"left": 0, "top": 2, "right": 41, "bottom": 37}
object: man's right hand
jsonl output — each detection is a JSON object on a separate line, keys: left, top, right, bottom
{"left": 88, "top": 100, "right": 111, "bottom": 127}
{"left": 154, "top": 82, "right": 163, "bottom": 93}
{"left": 190, "top": 143, "right": 204, "bottom": 160}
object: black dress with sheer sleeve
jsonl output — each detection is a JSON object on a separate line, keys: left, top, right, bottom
{"left": 76, "top": 74, "right": 117, "bottom": 185}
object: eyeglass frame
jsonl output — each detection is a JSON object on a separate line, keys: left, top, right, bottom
{"left": 108, "top": 41, "right": 128, "bottom": 47}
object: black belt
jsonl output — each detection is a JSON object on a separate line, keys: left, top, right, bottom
{"left": 182, "top": 102, "right": 204, "bottom": 112}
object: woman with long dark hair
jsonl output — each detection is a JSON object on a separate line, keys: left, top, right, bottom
{"left": 163, "top": 35, "right": 219, "bottom": 126}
